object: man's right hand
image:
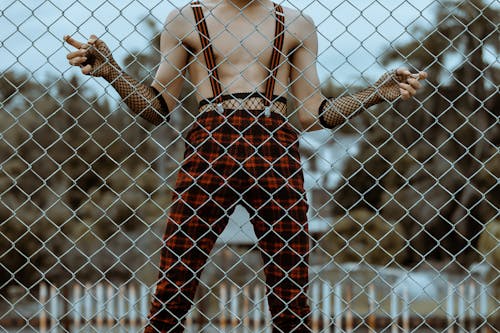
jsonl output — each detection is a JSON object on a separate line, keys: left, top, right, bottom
{"left": 64, "top": 34, "right": 119, "bottom": 79}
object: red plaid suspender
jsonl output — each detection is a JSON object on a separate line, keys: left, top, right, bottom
{"left": 264, "top": 4, "right": 285, "bottom": 107}
{"left": 191, "top": 1, "right": 223, "bottom": 104}
{"left": 191, "top": 1, "right": 285, "bottom": 112}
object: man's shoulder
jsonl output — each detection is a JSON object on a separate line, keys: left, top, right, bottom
{"left": 281, "top": 5, "right": 316, "bottom": 38}
{"left": 281, "top": 5, "right": 315, "bottom": 31}
{"left": 163, "top": 4, "right": 196, "bottom": 36}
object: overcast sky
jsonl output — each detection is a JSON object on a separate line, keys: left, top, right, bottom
{"left": 1, "top": 0, "right": 443, "bottom": 86}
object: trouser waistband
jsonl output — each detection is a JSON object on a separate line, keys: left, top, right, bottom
{"left": 197, "top": 93, "right": 288, "bottom": 116}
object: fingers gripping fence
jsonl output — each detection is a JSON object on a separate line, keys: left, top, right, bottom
{"left": 0, "top": 0, "right": 498, "bottom": 332}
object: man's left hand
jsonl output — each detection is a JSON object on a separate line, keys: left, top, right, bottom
{"left": 375, "top": 67, "right": 428, "bottom": 101}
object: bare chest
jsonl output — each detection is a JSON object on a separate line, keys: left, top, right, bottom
{"left": 184, "top": 11, "right": 297, "bottom": 67}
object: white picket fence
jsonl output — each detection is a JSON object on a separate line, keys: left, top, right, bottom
{"left": 39, "top": 282, "right": 150, "bottom": 332}
{"left": 37, "top": 280, "right": 494, "bottom": 333}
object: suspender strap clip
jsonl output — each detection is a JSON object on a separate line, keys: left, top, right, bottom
{"left": 264, "top": 106, "right": 272, "bottom": 117}
{"left": 216, "top": 103, "right": 224, "bottom": 114}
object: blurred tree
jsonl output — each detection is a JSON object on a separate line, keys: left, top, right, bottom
{"left": 319, "top": 209, "right": 407, "bottom": 266}
{"left": 0, "top": 16, "right": 205, "bottom": 293}
{"left": 0, "top": 50, "right": 171, "bottom": 292}
{"left": 122, "top": 17, "right": 198, "bottom": 181}
{"left": 329, "top": 0, "right": 499, "bottom": 268}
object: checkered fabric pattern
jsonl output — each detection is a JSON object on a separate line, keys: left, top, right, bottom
{"left": 144, "top": 102, "right": 311, "bottom": 333}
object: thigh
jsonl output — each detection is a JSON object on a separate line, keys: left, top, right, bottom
{"left": 247, "top": 181, "right": 310, "bottom": 279}
{"left": 164, "top": 180, "right": 240, "bottom": 267}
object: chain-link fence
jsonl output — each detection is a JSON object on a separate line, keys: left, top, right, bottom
{"left": 1, "top": 0, "right": 498, "bottom": 332}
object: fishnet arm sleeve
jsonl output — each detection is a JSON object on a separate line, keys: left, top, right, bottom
{"left": 82, "top": 38, "right": 170, "bottom": 126}
{"left": 104, "top": 70, "right": 170, "bottom": 126}
{"left": 318, "top": 87, "right": 379, "bottom": 128}
{"left": 318, "top": 71, "right": 401, "bottom": 128}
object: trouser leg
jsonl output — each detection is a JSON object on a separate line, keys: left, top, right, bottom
{"left": 248, "top": 184, "right": 311, "bottom": 333}
{"left": 144, "top": 183, "right": 237, "bottom": 333}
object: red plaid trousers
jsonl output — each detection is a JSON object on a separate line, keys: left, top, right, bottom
{"left": 144, "top": 107, "right": 311, "bottom": 333}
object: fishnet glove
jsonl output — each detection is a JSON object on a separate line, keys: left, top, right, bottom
{"left": 81, "top": 36, "right": 169, "bottom": 125}
{"left": 319, "top": 69, "right": 405, "bottom": 128}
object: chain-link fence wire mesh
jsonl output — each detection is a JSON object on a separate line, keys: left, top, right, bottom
{"left": 0, "top": 0, "right": 498, "bottom": 332}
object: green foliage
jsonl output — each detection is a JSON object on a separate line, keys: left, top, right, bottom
{"left": 0, "top": 18, "right": 197, "bottom": 291}
{"left": 330, "top": 0, "right": 499, "bottom": 268}
{"left": 0, "top": 70, "right": 173, "bottom": 290}
{"left": 319, "top": 209, "right": 407, "bottom": 266}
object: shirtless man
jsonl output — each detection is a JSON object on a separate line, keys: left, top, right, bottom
{"left": 65, "top": 0, "right": 427, "bottom": 332}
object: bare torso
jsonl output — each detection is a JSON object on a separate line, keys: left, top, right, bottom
{"left": 175, "top": 0, "right": 304, "bottom": 103}
{"left": 183, "top": 2, "right": 299, "bottom": 98}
